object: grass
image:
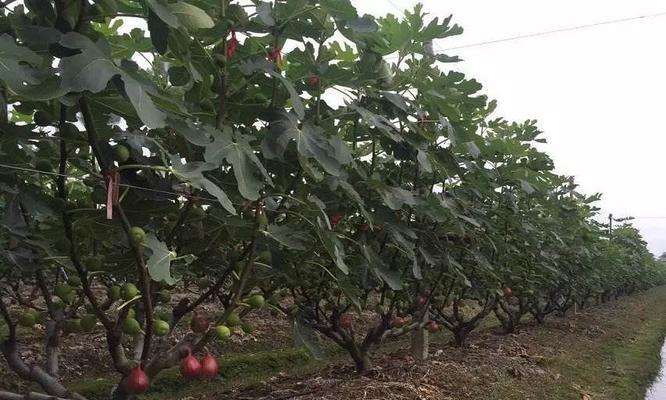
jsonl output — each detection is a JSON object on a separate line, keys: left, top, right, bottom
{"left": 486, "top": 287, "right": 666, "bottom": 400}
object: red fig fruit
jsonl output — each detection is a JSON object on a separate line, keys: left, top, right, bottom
{"left": 307, "top": 75, "right": 320, "bottom": 87}
{"left": 126, "top": 366, "right": 149, "bottom": 394}
{"left": 427, "top": 321, "right": 439, "bottom": 333}
{"left": 338, "top": 313, "right": 352, "bottom": 329}
{"left": 391, "top": 317, "right": 406, "bottom": 328}
{"left": 181, "top": 351, "right": 202, "bottom": 379}
{"left": 190, "top": 313, "right": 209, "bottom": 333}
{"left": 200, "top": 353, "right": 219, "bottom": 379}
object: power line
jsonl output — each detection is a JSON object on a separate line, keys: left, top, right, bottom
{"left": 379, "top": 2, "right": 666, "bottom": 57}
{"left": 440, "top": 10, "right": 666, "bottom": 52}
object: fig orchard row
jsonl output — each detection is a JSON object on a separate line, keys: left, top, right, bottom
{"left": 1, "top": 1, "right": 662, "bottom": 399}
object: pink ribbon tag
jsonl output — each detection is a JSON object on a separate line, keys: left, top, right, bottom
{"left": 105, "top": 170, "right": 120, "bottom": 220}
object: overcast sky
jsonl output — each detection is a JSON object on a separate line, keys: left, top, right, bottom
{"left": 351, "top": 0, "right": 666, "bottom": 255}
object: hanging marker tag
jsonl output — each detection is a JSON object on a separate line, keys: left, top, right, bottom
{"left": 105, "top": 170, "right": 120, "bottom": 220}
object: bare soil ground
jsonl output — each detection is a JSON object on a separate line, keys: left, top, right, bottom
{"left": 218, "top": 289, "right": 664, "bottom": 400}
{"left": 3, "top": 288, "right": 665, "bottom": 400}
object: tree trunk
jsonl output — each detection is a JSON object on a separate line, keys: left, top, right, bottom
{"left": 111, "top": 379, "right": 135, "bottom": 400}
{"left": 453, "top": 328, "right": 466, "bottom": 347}
{"left": 410, "top": 328, "right": 429, "bottom": 360}
{"left": 534, "top": 313, "right": 545, "bottom": 324}
{"left": 350, "top": 349, "right": 371, "bottom": 373}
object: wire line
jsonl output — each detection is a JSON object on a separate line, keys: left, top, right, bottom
{"left": 440, "top": 11, "right": 666, "bottom": 52}
{"left": 0, "top": 163, "right": 221, "bottom": 203}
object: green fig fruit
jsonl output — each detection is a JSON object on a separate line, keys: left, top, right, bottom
{"left": 256, "top": 250, "right": 272, "bottom": 264}
{"left": 154, "top": 319, "right": 170, "bottom": 336}
{"left": 63, "top": 319, "right": 81, "bottom": 334}
{"left": 122, "top": 317, "right": 142, "bottom": 336}
{"left": 120, "top": 283, "right": 139, "bottom": 301}
{"left": 60, "top": 122, "right": 80, "bottom": 139}
{"left": 55, "top": 283, "right": 73, "bottom": 300}
{"left": 215, "top": 325, "right": 231, "bottom": 339}
{"left": 80, "top": 314, "right": 97, "bottom": 332}
{"left": 33, "top": 110, "right": 53, "bottom": 126}
{"left": 35, "top": 159, "right": 54, "bottom": 173}
{"left": 113, "top": 144, "right": 130, "bottom": 163}
{"left": 54, "top": 237, "right": 71, "bottom": 252}
{"left": 158, "top": 290, "right": 171, "bottom": 304}
{"left": 245, "top": 294, "right": 264, "bottom": 309}
{"left": 108, "top": 285, "right": 121, "bottom": 301}
{"left": 226, "top": 312, "right": 241, "bottom": 327}
{"left": 130, "top": 227, "right": 145, "bottom": 245}
{"left": 241, "top": 322, "right": 254, "bottom": 334}
{"left": 18, "top": 309, "right": 38, "bottom": 327}
{"left": 67, "top": 275, "right": 82, "bottom": 287}
{"left": 85, "top": 255, "right": 104, "bottom": 271}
